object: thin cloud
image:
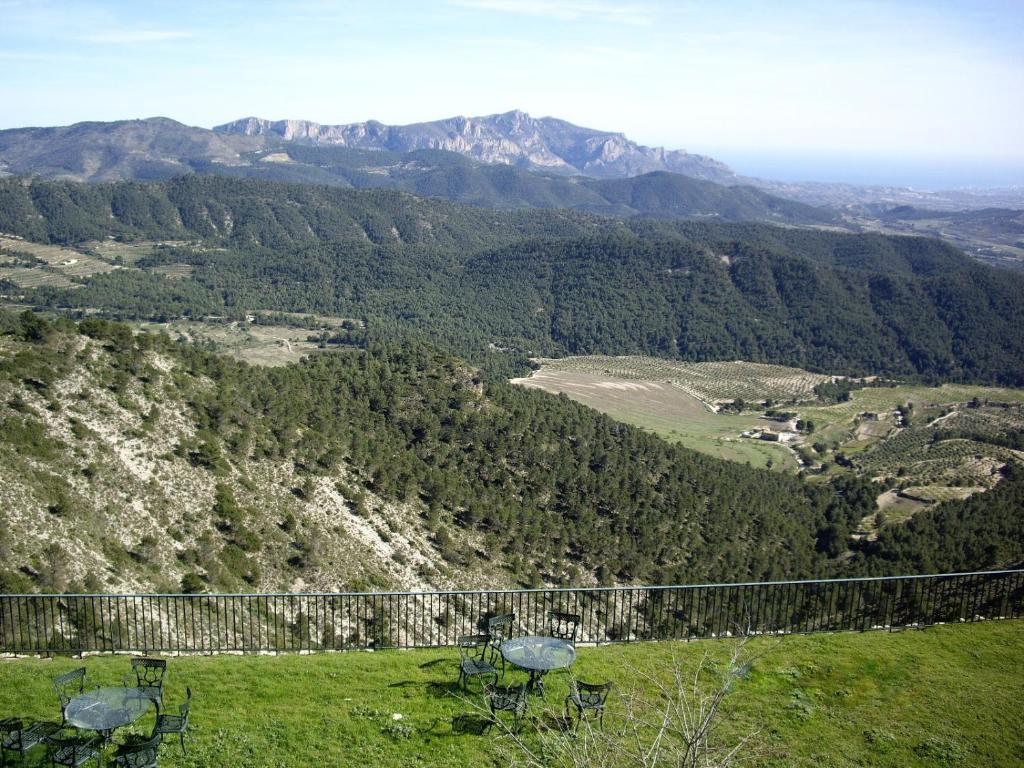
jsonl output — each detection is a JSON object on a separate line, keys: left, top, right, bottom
{"left": 449, "top": 0, "right": 654, "bottom": 25}
{"left": 79, "top": 29, "right": 194, "bottom": 44}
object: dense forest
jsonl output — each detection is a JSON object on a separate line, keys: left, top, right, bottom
{"left": 3, "top": 176, "right": 1024, "bottom": 384}
{"left": 1, "top": 310, "right": 1021, "bottom": 594}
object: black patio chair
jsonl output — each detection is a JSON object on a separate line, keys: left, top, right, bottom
{"left": 113, "top": 734, "right": 162, "bottom": 768}
{"left": 44, "top": 729, "right": 102, "bottom": 768}
{"left": 123, "top": 658, "right": 167, "bottom": 714}
{"left": 546, "top": 611, "right": 581, "bottom": 644}
{"left": 484, "top": 683, "right": 528, "bottom": 734}
{"left": 52, "top": 669, "right": 87, "bottom": 727}
{"left": 565, "top": 681, "right": 613, "bottom": 730}
{"left": 153, "top": 688, "right": 191, "bottom": 757}
{"left": 486, "top": 613, "right": 515, "bottom": 678}
{"left": 1, "top": 718, "right": 60, "bottom": 766}
{"left": 457, "top": 635, "right": 498, "bottom": 691}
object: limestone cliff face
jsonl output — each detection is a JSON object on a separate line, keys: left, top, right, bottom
{"left": 214, "top": 110, "right": 738, "bottom": 182}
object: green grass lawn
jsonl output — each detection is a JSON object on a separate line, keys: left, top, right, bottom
{"left": 1, "top": 622, "right": 1022, "bottom": 767}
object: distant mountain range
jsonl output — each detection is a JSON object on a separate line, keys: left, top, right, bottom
{"left": 214, "top": 110, "right": 739, "bottom": 182}
{"left": 0, "top": 115, "right": 833, "bottom": 226}
{"left": 1, "top": 111, "right": 1021, "bottom": 218}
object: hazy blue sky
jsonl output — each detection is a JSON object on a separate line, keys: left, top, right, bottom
{"left": 2, "top": 0, "right": 1022, "bottom": 180}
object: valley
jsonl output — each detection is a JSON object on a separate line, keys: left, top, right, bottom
{"left": 516, "top": 356, "right": 1024, "bottom": 525}
{"left": 3, "top": 7, "right": 1022, "bottom": 766}
{"left": 1, "top": 175, "right": 1022, "bottom": 597}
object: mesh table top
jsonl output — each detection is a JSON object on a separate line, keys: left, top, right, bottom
{"left": 65, "top": 687, "right": 153, "bottom": 732}
{"left": 500, "top": 636, "right": 576, "bottom": 672}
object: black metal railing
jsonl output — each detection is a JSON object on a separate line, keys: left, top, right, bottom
{"left": 1, "top": 570, "right": 1021, "bottom": 655}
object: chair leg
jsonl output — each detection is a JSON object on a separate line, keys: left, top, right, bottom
{"left": 180, "top": 731, "right": 187, "bottom": 757}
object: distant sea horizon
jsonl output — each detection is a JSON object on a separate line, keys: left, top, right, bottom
{"left": 702, "top": 148, "right": 1024, "bottom": 191}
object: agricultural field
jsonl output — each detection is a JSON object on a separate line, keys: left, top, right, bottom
{"left": 512, "top": 365, "right": 798, "bottom": 470}
{"left": 799, "top": 383, "right": 1024, "bottom": 425}
{"left": 0, "top": 235, "right": 115, "bottom": 278}
{"left": 133, "top": 318, "right": 335, "bottom": 366}
{"left": 800, "top": 391, "right": 1024, "bottom": 523}
{"left": 0, "top": 237, "right": 210, "bottom": 291}
{"left": 0, "top": 267, "right": 76, "bottom": 289}
{"left": 149, "top": 263, "right": 195, "bottom": 279}
{"left": 84, "top": 239, "right": 190, "bottom": 265}
{"left": 514, "top": 357, "right": 1024, "bottom": 503}
{"left": 0, "top": 622, "right": 1021, "bottom": 767}
{"left": 532, "top": 356, "right": 834, "bottom": 406}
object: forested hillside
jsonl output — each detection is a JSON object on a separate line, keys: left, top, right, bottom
{"left": 3, "top": 176, "right": 1023, "bottom": 384}
{"left": 2, "top": 312, "right": 1021, "bottom": 594}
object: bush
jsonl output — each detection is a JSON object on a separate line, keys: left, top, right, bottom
{"left": 180, "top": 572, "right": 205, "bottom": 593}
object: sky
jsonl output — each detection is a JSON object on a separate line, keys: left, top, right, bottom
{"left": 1, "top": 0, "right": 1022, "bottom": 186}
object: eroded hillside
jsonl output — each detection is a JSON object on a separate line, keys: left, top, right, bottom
{"left": 0, "top": 318, "right": 495, "bottom": 594}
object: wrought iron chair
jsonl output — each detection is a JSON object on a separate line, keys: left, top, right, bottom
{"left": 1, "top": 717, "right": 60, "bottom": 766}
{"left": 486, "top": 613, "right": 515, "bottom": 678}
{"left": 153, "top": 688, "right": 191, "bottom": 757}
{"left": 113, "top": 734, "right": 162, "bottom": 768}
{"left": 546, "top": 611, "right": 581, "bottom": 644}
{"left": 123, "top": 658, "right": 167, "bottom": 714}
{"left": 457, "top": 636, "right": 498, "bottom": 691}
{"left": 565, "top": 681, "right": 613, "bottom": 730}
{"left": 44, "top": 729, "right": 102, "bottom": 767}
{"left": 52, "top": 669, "right": 87, "bottom": 727}
{"left": 484, "top": 683, "right": 528, "bottom": 734}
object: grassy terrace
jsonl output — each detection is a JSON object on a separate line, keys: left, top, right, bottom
{"left": 1, "top": 622, "right": 1022, "bottom": 767}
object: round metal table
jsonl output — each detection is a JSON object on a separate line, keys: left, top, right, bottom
{"left": 65, "top": 687, "right": 153, "bottom": 740}
{"left": 500, "top": 636, "right": 576, "bottom": 695}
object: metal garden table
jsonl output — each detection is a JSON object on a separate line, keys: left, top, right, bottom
{"left": 500, "top": 636, "right": 576, "bottom": 695}
{"left": 65, "top": 686, "right": 153, "bottom": 743}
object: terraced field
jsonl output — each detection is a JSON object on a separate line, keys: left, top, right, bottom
{"left": 0, "top": 235, "right": 115, "bottom": 277}
{"left": 807, "top": 396, "right": 1024, "bottom": 520}
{"left": 150, "top": 263, "right": 195, "bottom": 279}
{"left": 86, "top": 239, "right": 182, "bottom": 265}
{"left": 800, "top": 384, "right": 1024, "bottom": 425}
{"left": 0, "top": 267, "right": 76, "bottom": 289}
{"left": 133, "top": 319, "right": 331, "bottom": 366}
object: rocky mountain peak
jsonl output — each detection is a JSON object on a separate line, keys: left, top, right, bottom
{"left": 212, "top": 110, "right": 740, "bottom": 182}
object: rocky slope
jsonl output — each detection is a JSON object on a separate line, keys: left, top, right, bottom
{"left": 0, "top": 328, "right": 500, "bottom": 595}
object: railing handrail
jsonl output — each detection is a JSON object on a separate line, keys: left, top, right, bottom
{"left": 3, "top": 568, "right": 1022, "bottom": 600}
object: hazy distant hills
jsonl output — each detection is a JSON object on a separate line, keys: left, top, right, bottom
{"left": 0, "top": 117, "right": 265, "bottom": 181}
{"left": 0, "top": 116, "right": 833, "bottom": 225}
{"left": 214, "top": 110, "right": 739, "bottom": 182}
{"left": 2, "top": 111, "right": 1020, "bottom": 245}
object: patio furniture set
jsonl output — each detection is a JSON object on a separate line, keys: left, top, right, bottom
{"left": 1, "top": 657, "right": 191, "bottom": 767}
{"left": 458, "top": 610, "right": 613, "bottom": 733}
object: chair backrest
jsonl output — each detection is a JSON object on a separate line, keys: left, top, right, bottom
{"left": 486, "top": 613, "right": 515, "bottom": 645}
{"left": 547, "top": 611, "right": 581, "bottom": 642}
{"left": 130, "top": 657, "right": 167, "bottom": 689}
{"left": 484, "top": 683, "right": 527, "bottom": 715}
{"left": 458, "top": 635, "right": 489, "bottom": 663}
{"left": 115, "top": 734, "right": 162, "bottom": 768}
{"left": 53, "top": 668, "right": 86, "bottom": 708}
{"left": 179, "top": 687, "right": 193, "bottom": 720}
{"left": 571, "top": 681, "right": 613, "bottom": 709}
{"left": 0, "top": 718, "right": 24, "bottom": 751}
{"left": 48, "top": 729, "right": 93, "bottom": 763}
